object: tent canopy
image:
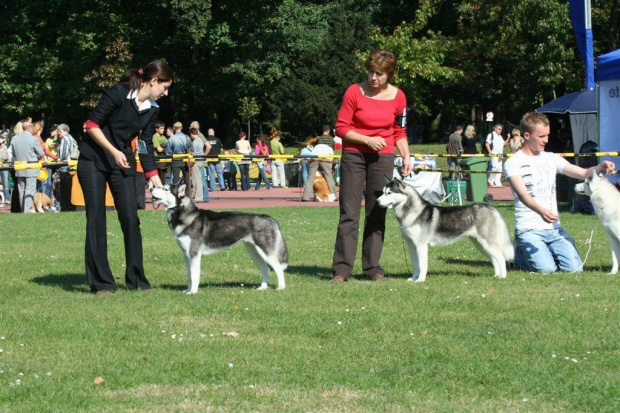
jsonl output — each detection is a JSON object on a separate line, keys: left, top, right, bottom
{"left": 597, "top": 49, "right": 620, "bottom": 82}
{"left": 535, "top": 90, "right": 596, "bottom": 114}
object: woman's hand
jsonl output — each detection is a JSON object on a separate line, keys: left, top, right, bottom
{"left": 113, "top": 149, "right": 130, "bottom": 169}
{"left": 401, "top": 156, "right": 413, "bottom": 177}
{"left": 149, "top": 174, "right": 163, "bottom": 189}
{"left": 367, "top": 136, "right": 386, "bottom": 151}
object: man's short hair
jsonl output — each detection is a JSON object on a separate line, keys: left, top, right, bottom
{"left": 322, "top": 124, "right": 331, "bottom": 133}
{"left": 189, "top": 121, "right": 199, "bottom": 129}
{"left": 520, "top": 112, "right": 549, "bottom": 135}
{"left": 154, "top": 121, "right": 165, "bottom": 129}
{"left": 456, "top": 125, "right": 463, "bottom": 132}
{"left": 207, "top": 128, "right": 215, "bottom": 136}
{"left": 173, "top": 122, "right": 182, "bottom": 130}
{"left": 188, "top": 128, "right": 199, "bottom": 136}
{"left": 57, "top": 124, "right": 70, "bottom": 133}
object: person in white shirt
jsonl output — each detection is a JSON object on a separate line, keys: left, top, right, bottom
{"left": 485, "top": 124, "right": 508, "bottom": 187}
{"left": 504, "top": 112, "right": 615, "bottom": 273}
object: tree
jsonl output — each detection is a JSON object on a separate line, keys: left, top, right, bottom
{"left": 238, "top": 97, "right": 260, "bottom": 139}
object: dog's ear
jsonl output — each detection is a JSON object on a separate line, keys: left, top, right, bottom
{"left": 177, "top": 184, "right": 187, "bottom": 198}
{"left": 384, "top": 175, "right": 392, "bottom": 184}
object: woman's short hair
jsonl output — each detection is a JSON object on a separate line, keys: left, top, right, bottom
{"left": 365, "top": 50, "right": 396, "bottom": 80}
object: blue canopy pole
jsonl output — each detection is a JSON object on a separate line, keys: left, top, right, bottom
{"left": 570, "top": 0, "right": 595, "bottom": 90}
{"left": 584, "top": 0, "right": 594, "bottom": 90}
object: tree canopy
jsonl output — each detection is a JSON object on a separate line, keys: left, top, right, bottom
{"left": 1, "top": 0, "right": 617, "bottom": 146}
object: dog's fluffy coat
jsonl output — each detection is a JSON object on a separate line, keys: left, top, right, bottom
{"left": 151, "top": 184, "right": 288, "bottom": 294}
{"left": 574, "top": 173, "right": 620, "bottom": 274}
{"left": 313, "top": 172, "right": 336, "bottom": 202}
{"left": 377, "top": 178, "right": 514, "bottom": 282}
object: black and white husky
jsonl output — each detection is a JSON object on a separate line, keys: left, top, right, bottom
{"left": 151, "top": 184, "right": 288, "bottom": 294}
{"left": 377, "top": 178, "right": 514, "bottom": 282}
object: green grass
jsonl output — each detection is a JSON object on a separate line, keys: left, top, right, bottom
{"left": 0, "top": 201, "right": 618, "bottom": 412}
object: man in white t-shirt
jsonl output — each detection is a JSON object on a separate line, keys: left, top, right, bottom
{"left": 504, "top": 112, "right": 615, "bottom": 273}
{"left": 485, "top": 124, "right": 508, "bottom": 187}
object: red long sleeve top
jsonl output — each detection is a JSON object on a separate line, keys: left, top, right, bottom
{"left": 335, "top": 84, "right": 407, "bottom": 154}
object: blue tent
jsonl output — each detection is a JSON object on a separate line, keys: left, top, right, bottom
{"left": 597, "top": 49, "right": 620, "bottom": 82}
{"left": 535, "top": 90, "right": 596, "bottom": 114}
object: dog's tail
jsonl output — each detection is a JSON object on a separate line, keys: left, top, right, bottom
{"left": 503, "top": 243, "right": 515, "bottom": 263}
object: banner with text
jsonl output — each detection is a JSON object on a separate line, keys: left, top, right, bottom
{"left": 599, "top": 80, "right": 620, "bottom": 183}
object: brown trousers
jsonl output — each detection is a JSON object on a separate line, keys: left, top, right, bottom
{"left": 332, "top": 151, "right": 394, "bottom": 277}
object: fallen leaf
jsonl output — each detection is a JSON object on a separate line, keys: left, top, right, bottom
{"left": 421, "top": 330, "right": 430, "bottom": 336}
{"left": 226, "top": 332, "right": 239, "bottom": 338}
{"left": 233, "top": 305, "right": 239, "bottom": 310}
{"left": 94, "top": 377, "right": 105, "bottom": 385}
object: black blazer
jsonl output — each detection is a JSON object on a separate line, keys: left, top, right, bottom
{"left": 80, "top": 83, "right": 159, "bottom": 175}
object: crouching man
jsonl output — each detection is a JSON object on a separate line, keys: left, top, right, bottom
{"left": 504, "top": 112, "right": 615, "bottom": 273}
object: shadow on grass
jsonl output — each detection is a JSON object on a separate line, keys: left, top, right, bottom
{"left": 158, "top": 282, "right": 248, "bottom": 291}
{"left": 288, "top": 265, "right": 419, "bottom": 281}
{"left": 31, "top": 273, "right": 91, "bottom": 293}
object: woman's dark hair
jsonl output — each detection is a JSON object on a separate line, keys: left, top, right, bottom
{"left": 120, "top": 60, "right": 173, "bottom": 92}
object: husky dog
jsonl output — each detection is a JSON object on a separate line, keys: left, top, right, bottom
{"left": 574, "top": 172, "right": 620, "bottom": 274}
{"left": 151, "top": 184, "right": 288, "bottom": 294}
{"left": 377, "top": 178, "right": 514, "bottom": 282}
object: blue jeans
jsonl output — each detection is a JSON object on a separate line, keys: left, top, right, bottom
{"left": 1, "top": 170, "right": 10, "bottom": 202}
{"left": 200, "top": 165, "right": 209, "bottom": 201}
{"left": 239, "top": 164, "right": 250, "bottom": 190}
{"left": 301, "top": 160, "right": 309, "bottom": 187}
{"left": 207, "top": 162, "right": 225, "bottom": 191}
{"left": 514, "top": 225, "right": 583, "bottom": 273}
{"left": 255, "top": 162, "right": 271, "bottom": 190}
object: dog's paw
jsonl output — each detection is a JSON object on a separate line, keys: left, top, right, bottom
{"left": 184, "top": 289, "right": 198, "bottom": 295}
{"left": 256, "top": 284, "right": 269, "bottom": 291}
{"left": 408, "top": 277, "right": 425, "bottom": 283}
{"left": 276, "top": 285, "right": 286, "bottom": 290}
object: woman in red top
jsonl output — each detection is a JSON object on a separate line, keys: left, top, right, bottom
{"left": 331, "top": 50, "right": 412, "bottom": 282}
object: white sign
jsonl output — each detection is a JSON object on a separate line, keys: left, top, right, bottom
{"left": 485, "top": 112, "right": 494, "bottom": 122}
{"left": 598, "top": 80, "right": 620, "bottom": 183}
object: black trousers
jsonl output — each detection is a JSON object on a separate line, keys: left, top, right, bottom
{"left": 332, "top": 152, "right": 394, "bottom": 278}
{"left": 77, "top": 160, "right": 151, "bottom": 292}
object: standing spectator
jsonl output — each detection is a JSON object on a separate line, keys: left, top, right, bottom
{"left": 78, "top": 60, "right": 172, "bottom": 294}
{"left": 166, "top": 122, "right": 192, "bottom": 190}
{"left": 9, "top": 120, "right": 44, "bottom": 212}
{"left": 301, "top": 138, "right": 338, "bottom": 202}
{"left": 270, "top": 132, "right": 287, "bottom": 188}
{"left": 0, "top": 131, "right": 10, "bottom": 206}
{"left": 152, "top": 121, "right": 169, "bottom": 184}
{"left": 446, "top": 125, "right": 464, "bottom": 180}
{"left": 189, "top": 121, "right": 209, "bottom": 198}
{"left": 32, "top": 121, "right": 57, "bottom": 196}
{"left": 463, "top": 124, "right": 478, "bottom": 154}
{"left": 508, "top": 128, "right": 524, "bottom": 153}
{"left": 504, "top": 112, "right": 615, "bottom": 273}
{"left": 331, "top": 49, "right": 412, "bottom": 283}
{"left": 235, "top": 131, "right": 252, "bottom": 191}
{"left": 206, "top": 128, "right": 225, "bottom": 191}
{"left": 223, "top": 150, "right": 237, "bottom": 191}
{"left": 57, "top": 124, "right": 78, "bottom": 171}
{"left": 485, "top": 123, "right": 508, "bottom": 187}
{"left": 298, "top": 139, "right": 314, "bottom": 187}
{"left": 189, "top": 127, "right": 210, "bottom": 203}
{"left": 254, "top": 135, "right": 271, "bottom": 190}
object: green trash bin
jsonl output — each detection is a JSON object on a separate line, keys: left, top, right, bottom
{"left": 459, "top": 157, "right": 491, "bottom": 202}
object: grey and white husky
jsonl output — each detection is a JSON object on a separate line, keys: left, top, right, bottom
{"left": 151, "top": 184, "right": 288, "bottom": 294}
{"left": 574, "top": 172, "right": 620, "bottom": 274}
{"left": 377, "top": 178, "right": 514, "bottom": 282}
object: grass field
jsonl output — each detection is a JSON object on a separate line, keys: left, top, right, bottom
{"left": 0, "top": 198, "right": 618, "bottom": 411}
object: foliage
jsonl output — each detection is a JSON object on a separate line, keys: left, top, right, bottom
{"left": 0, "top": 0, "right": 606, "bottom": 141}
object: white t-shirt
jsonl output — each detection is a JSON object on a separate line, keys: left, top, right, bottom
{"left": 504, "top": 151, "right": 569, "bottom": 230}
{"left": 486, "top": 131, "right": 504, "bottom": 155}
{"left": 312, "top": 143, "right": 334, "bottom": 157}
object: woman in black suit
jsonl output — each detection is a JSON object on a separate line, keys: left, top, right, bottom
{"left": 78, "top": 61, "right": 173, "bottom": 294}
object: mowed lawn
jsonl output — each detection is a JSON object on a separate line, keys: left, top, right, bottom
{"left": 0, "top": 202, "right": 618, "bottom": 411}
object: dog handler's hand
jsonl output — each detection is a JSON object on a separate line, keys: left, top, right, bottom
{"left": 367, "top": 136, "right": 386, "bottom": 151}
{"left": 401, "top": 157, "right": 413, "bottom": 176}
{"left": 149, "top": 174, "right": 163, "bottom": 189}
{"left": 113, "top": 149, "right": 130, "bottom": 169}
{"left": 539, "top": 208, "right": 558, "bottom": 224}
